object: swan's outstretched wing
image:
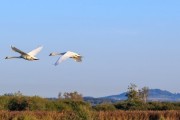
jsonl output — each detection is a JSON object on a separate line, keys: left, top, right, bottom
{"left": 54, "top": 51, "right": 80, "bottom": 65}
{"left": 54, "top": 52, "right": 69, "bottom": 65}
{"left": 11, "top": 46, "right": 27, "bottom": 55}
{"left": 28, "top": 46, "right": 43, "bottom": 56}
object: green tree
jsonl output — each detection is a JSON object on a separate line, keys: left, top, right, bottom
{"left": 126, "top": 83, "right": 140, "bottom": 102}
{"left": 63, "top": 91, "right": 83, "bottom": 101}
{"left": 139, "top": 87, "right": 149, "bottom": 103}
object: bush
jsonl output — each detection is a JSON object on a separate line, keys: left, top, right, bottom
{"left": 7, "top": 96, "right": 50, "bottom": 111}
{"left": 62, "top": 100, "right": 92, "bottom": 119}
{"left": 8, "top": 97, "right": 30, "bottom": 111}
{"left": 0, "top": 96, "right": 12, "bottom": 110}
{"left": 93, "top": 103, "right": 116, "bottom": 111}
{"left": 114, "top": 101, "right": 147, "bottom": 110}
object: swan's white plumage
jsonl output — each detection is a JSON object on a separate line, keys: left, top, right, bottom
{"left": 6, "top": 46, "right": 43, "bottom": 61}
{"left": 55, "top": 51, "right": 72, "bottom": 65}
{"left": 28, "top": 46, "right": 43, "bottom": 56}
{"left": 50, "top": 51, "right": 82, "bottom": 66}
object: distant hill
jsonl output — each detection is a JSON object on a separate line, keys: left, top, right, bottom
{"left": 83, "top": 96, "right": 119, "bottom": 105}
{"left": 102, "top": 89, "right": 180, "bottom": 102}
{"left": 84, "top": 89, "right": 180, "bottom": 105}
{"left": 148, "top": 89, "right": 180, "bottom": 101}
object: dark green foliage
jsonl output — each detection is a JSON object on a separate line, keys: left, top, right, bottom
{"left": 93, "top": 103, "right": 116, "bottom": 111}
{"left": 115, "top": 101, "right": 180, "bottom": 110}
{"left": 126, "top": 83, "right": 140, "bottom": 102}
{"left": 114, "top": 101, "right": 148, "bottom": 110}
{"left": 84, "top": 97, "right": 118, "bottom": 105}
{"left": 7, "top": 96, "right": 50, "bottom": 111}
{"left": 8, "top": 97, "right": 29, "bottom": 111}
{"left": 147, "top": 102, "right": 180, "bottom": 110}
{"left": 0, "top": 94, "right": 179, "bottom": 113}
{"left": 0, "top": 95, "right": 91, "bottom": 119}
{"left": 126, "top": 83, "right": 149, "bottom": 104}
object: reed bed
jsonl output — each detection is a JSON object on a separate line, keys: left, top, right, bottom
{"left": 0, "top": 110, "right": 179, "bottom": 120}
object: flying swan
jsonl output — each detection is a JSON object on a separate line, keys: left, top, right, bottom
{"left": 5, "top": 45, "right": 43, "bottom": 61}
{"left": 49, "top": 51, "right": 82, "bottom": 66}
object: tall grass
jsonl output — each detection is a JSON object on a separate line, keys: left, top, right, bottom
{"left": 0, "top": 110, "right": 179, "bottom": 120}
{"left": 92, "top": 110, "right": 180, "bottom": 120}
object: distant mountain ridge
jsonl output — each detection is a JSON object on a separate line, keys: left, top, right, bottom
{"left": 102, "top": 89, "right": 180, "bottom": 102}
{"left": 84, "top": 89, "right": 180, "bottom": 104}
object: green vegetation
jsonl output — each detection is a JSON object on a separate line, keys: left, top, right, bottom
{"left": 0, "top": 86, "right": 179, "bottom": 119}
{"left": 0, "top": 110, "right": 179, "bottom": 120}
{"left": 114, "top": 83, "right": 180, "bottom": 111}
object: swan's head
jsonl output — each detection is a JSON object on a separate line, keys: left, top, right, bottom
{"left": 49, "top": 52, "right": 58, "bottom": 56}
{"left": 5, "top": 56, "right": 10, "bottom": 59}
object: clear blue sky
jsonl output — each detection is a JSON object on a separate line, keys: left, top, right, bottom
{"left": 0, "top": 0, "right": 180, "bottom": 97}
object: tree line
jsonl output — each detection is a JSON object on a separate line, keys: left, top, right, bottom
{"left": 0, "top": 84, "right": 179, "bottom": 112}
{"left": 0, "top": 84, "right": 179, "bottom": 120}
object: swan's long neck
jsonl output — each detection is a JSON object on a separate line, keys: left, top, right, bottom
{"left": 50, "top": 52, "right": 65, "bottom": 56}
{"left": 5, "top": 56, "right": 21, "bottom": 59}
{"left": 54, "top": 53, "right": 62, "bottom": 55}
{"left": 60, "top": 52, "right": 66, "bottom": 55}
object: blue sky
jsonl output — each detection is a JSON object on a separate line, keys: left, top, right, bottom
{"left": 0, "top": 0, "right": 180, "bottom": 97}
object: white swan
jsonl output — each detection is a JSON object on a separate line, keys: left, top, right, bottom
{"left": 5, "top": 45, "right": 43, "bottom": 61}
{"left": 49, "top": 51, "right": 82, "bottom": 66}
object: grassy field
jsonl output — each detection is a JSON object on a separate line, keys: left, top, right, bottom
{"left": 0, "top": 110, "right": 179, "bottom": 120}
{"left": 0, "top": 93, "right": 179, "bottom": 120}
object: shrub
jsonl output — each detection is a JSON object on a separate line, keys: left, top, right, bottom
{"left": 63, "top": 100, "right": 92, "bottom": 119}
{"left": 8, "top": 97, "right": 30, "bottom": 111}
{"left": 114, "top": 101, "right": 148, "bottom": 110}
{"left": 93, "top": 103, "right": 116, "bottom": 111}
